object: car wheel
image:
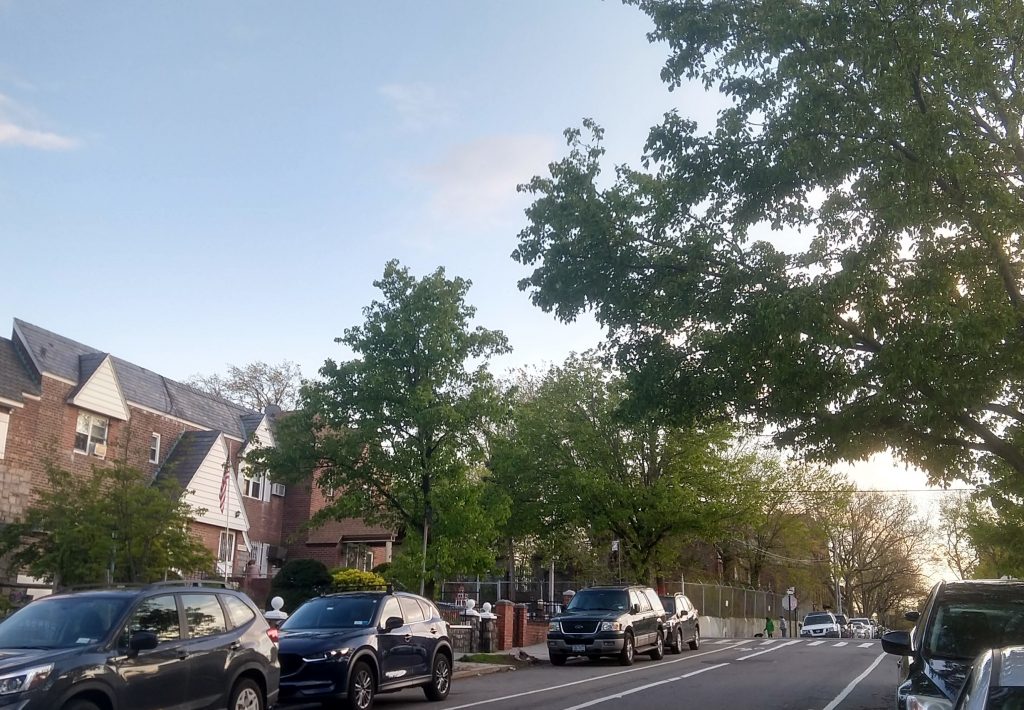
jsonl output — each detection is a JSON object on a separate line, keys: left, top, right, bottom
{"left": 229, "top": 678, "right": 264, "bottom": 710}
{"left": 346, "top": 661, "right": 375, "bottom": 710}
{"left": 550, "top": 653, "right": 568, "bottom": 666}
{"left": 423, "top": 653, "right": 451, "bottom": 701}
{"left": 62, "top": 701, "right": 101, "bottom": 710}
{"left": 619, "top": 631, "right": 635, "bottom": 666}
{"left": 671, "top": 628, "right": 683, "bottom": 654}
{"left": 648, "top": 631, "right": 665, "bottom": 660}
{"left": 688, "top": 627, "right": 701, "bottom": 650}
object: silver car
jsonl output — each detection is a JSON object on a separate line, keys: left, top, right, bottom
{"left": 953, "top": 646, "right": 1024, "bottom": 709}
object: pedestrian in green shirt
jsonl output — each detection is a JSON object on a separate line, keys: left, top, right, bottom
{"left": 764, "top": 617, "right": 775, "bottom": 638}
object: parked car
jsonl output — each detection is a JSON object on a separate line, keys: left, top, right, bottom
{"left": 800, "top": 612, "right": 842, "bottom": 638}
{"left": 952, "top": 646, "right": 1024, "bottom": 709}
{"left": 547, "top": 585, "right": 667, "bottom": 666}
{"left": 834, "top": 613, "right": 852, "bottom": 638}
{"left": 0, "top": 580, "right": 279, "bottom": 710}
{"left": 849, "top": 617, "right": 873, "bottom": 639}
{"left": 882, "top": 579, "right": 1024, "bottom": 710}
{"left": 276, "top": 589, "right": 453, "bottom": 709}
{"left": 658, "top": 593, "right": 701, "bottom": 653}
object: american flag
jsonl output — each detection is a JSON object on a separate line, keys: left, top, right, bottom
{"left": 219, "top": 465, "right": 230, "bottom": 513}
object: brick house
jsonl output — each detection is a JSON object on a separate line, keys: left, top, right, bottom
{"left": 0, "top": 318, "right": 395, "bottom": 587}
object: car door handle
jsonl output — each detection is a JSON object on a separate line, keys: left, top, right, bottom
{"left": 229, "top": 641, "right": 241, "bottom": 651}
{"left": 403, "top": 634, "right": 413, "bottom": 642}
{"left": 430, "top": 627, "right": 438, "bottom": 635}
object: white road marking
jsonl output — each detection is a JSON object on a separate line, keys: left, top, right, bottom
{"left": 858, "top": 642, "right": 873, "bottom": 648}
{"left": 443, "top": 642, "right": 747, "bottom": 710}
{"left": 808, "top": 641, "right": 825, "bottom": 646}
{"left": 820, "top": 653, "right": 888, "bottom": 710}
{"left": 712, "top": 640, "right": 733, "bottom": 645}
{"left": 760, "top": 640, "right": 774, "bottom": 646}
{"left": 560, "top": 663, "right": 730, "bottom": 710}
{"left": 834, "top": 642, "right": 848, "bottom": 647}
{"left": 736, "top": 639, "right": 801, "bottom": 660}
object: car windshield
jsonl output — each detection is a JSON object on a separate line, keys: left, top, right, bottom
{"left": 804, "top": 614, "right": 835, "bottom": 626}
{"left": 567, "top": 590, "right": 629, "bottom": 612}
{"left": 850, "top": 618, "right": 869, "bottom": 625}
{"left": 282, "top": 596, "right": 381, "bottom": 630}
{"left": 926, "top": 600, "right": 1024, "bottom": 660}
{"left": 0, "top": 596, "right": 129, "bottom": 649}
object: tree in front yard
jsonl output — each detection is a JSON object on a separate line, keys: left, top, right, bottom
{"left": 0, "top": 463, "right": 214, "bottom": 589}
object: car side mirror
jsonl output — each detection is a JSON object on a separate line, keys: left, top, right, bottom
{"left": 881, "top": 630, "right": 911, "bottom": 657}
{"left": 128, "top": 631, "right": 158, "bottom": 657}
{"left": 384, "top": 616, "right": 403, "bottom": 632}
{"left": 631, "top": 604, "right": 641, "bottom": 614}
{"left": 904, "top": 611, "right": 920, "bottom": 622}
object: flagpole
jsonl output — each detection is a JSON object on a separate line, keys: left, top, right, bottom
{"left": 223, "top": 461, "right": 231, "bottom": 584}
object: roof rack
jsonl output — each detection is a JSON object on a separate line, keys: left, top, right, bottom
{"left": 58, "top": 579, "right": 235, "bottom": 594}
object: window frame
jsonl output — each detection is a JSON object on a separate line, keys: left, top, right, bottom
{"left": 149, "top": 432, "right": 161, "bottom": 464}
{"left": 243, "top": 472, "right": 265, "bottom": 500}
{"left": 0, "top": 409, "right": 8, "bottom": 460}
{"left": 219, "top": 531, "right": 236, "bottom": 565}
{"left": 74, "top": 411, "right": 109, "bottom": 456}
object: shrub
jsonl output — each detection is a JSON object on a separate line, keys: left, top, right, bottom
{"left": 330, "top": 568, "right": 387, "bottom": 590}
{"left": 269, "top": 559, "right": 331, "bottom": 612}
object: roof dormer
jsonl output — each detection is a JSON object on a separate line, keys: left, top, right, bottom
{"left": 67, "top": 353, "right": 129, "bottom": 421}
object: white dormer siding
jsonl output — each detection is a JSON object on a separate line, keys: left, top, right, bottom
{"left": 180, "top": 434, "right": 249, "bottom": 533}
{"left": 69, "top": 356, "right": 129, "bottom": 421}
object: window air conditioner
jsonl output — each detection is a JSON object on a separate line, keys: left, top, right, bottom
{"left": 91, "top": 443, "right": 107, "bottom": 458}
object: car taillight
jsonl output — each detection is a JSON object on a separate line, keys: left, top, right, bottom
{"left": 266, "top": 627, "right": 279, "bottom": 643}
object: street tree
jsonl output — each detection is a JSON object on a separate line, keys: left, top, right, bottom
{"left": 513, "top": 1, "right": 1024, "bottom": 493}
{"left": 249, "top": 260, "right": 510, "bottom": 595}
{"left": 936, "top": 491, "right": 982, "bottom": 580}
{"left": 0, "top": 463, "right": 214, "bottom": 588}
{"left": 188, "top": 360, "right": 302, "bottom": 411}
{"left": 490, "top": 354, "right": 740, "bottom": 584}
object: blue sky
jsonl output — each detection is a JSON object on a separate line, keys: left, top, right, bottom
{"left": 1, "top": 1, "right": 726, "bottom": 382}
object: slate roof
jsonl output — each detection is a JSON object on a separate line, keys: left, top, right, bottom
{"left": 0, "top": 337, "right": 40, "bottom": 404}
{"left": 157, "top": 430, "right": 222, "bottom": 490}
{"left": 240, "top": 413, "right": 264, "bottom": 442}
{"left": 66, "top": 352, "right": 109, "bottom": 402}
{"left": 12, "top": 319, "right": 257, "bottom": 438}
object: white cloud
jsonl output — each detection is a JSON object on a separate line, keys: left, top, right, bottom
{"left": 0, "top": 93, "right": 78, "bottom": 150}
{"left": 418, "top": 134, "right": 558, "bottom": 226}
{"left": 378, "top": 82, "right": 451, "bottom": 131}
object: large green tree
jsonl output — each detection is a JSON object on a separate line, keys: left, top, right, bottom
{"left": 491, "top": 354, "right": 740, "bottom": 584}
{"left": 514, "top": 1, "right": 1024, "bottom": 494}
{"left": 251, "top": 260, "right": 510, "bottom": 595}
{"left": 0, "top": 463, "right": 213, "bottom": 588}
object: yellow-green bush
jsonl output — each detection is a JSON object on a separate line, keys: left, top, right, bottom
{"left": 330, "top": 568, "right": 387, "bottom": 590}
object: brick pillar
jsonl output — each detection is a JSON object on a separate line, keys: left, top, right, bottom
{"left": 495, "top": 600, "right": 514, "bottom": 651}
{"left": 513, "top": 603, "right": 528, "bottom": 648}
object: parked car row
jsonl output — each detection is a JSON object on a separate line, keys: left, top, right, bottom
{"left": 546, "top": 585, "right": 701, "bottom": 666}
{"left": 882, "top": 578, "right": 1024, "bottom": 710}
{"left": 0, "top": 581, "right": 452, "bottom": 710}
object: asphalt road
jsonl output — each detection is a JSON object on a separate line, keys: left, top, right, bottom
{"left": 370, "top": 638, "right": 896, "bottom": 710}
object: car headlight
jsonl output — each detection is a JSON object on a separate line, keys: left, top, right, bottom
{"left": 302, "top": 648, "right": 351, "bottom": 663}
{"left": 906, "top": 695, "right": 953, "bottom": 710}
{"left": 548, "top": 622, "right": 561, "bottom": 633}
{"left": 601, "top": 621, "right": 624, "bottom": 632}
{"left": 0, "top": 664, "right": 53, "bottom": 696}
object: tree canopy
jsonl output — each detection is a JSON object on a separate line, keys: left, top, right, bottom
{"left": 0, "top": 463, "right": 213, "bottom": 588}
{"left": 514, "top": 1, "right": 1024, "bottom": 493}
{"left": 250, "top": 260, "right": 510, "bottom": 594}
{"left": 188, "top": 360, "right": 302, "bottom": 411}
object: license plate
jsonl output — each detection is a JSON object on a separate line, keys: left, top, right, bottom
{"left": 571, "top": 645, "right": 586, "bottom": 653}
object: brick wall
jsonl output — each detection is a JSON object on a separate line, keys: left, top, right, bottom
{"left": 494, "top": 600, "right": 514, "bottom": 650}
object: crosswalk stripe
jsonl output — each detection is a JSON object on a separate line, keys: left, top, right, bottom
{"left": 858, "top": 642, "right": 873, "bottom": 648}
{"left": 759, "top": 640, "right": 773, "bottom": 646}
{"left": 808, "top": 640, "right": 825, "bottom": 646}
{"left": 834, "top": 642, "right": 848, "bottom": 647}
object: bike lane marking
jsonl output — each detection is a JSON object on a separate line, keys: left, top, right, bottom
{"left": 857, "top": 643, "right": 873, "bottom": 648}
{"left": 443, "top": 642, "right": 748, "bottom": 710}
{"left": 736, "top": 639, "right": 801, "bottom": 660}
{"left": 560, "top": 663, "right": 730, "bottom": 710}
{"left": 820, "top": 653, "right": 888, "bottom": 710}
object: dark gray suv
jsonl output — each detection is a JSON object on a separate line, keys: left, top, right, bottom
{"left": 0, "top": 581, "right": 279, "bottom": 710}
{"left": 547, "top": 585, "right": 667, "bottom": 666}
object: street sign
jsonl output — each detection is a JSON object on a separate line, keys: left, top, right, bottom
{"left": 782, "top": 594, "right": 798, "bottom": 611}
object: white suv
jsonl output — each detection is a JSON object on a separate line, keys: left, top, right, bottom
{"left": 800, "top": 612, "right": 841, "bottom": 638}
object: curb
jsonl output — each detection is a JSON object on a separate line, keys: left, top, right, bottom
{"left": 453, "top": 662, "right": 517, "bottom": 679}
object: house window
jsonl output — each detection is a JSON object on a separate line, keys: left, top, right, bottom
{"left": 248, "top": 541, "right": 270, "bottom": 576}
{"left": 74, "top": 412, "right": 108, "bottom": 455}
{"left": 0, "top": 410, "right": 8, "bottom": 460}
{"left": 243, "top": 473, "right": 265, "bottom": 500}
{"left": 149, "top": 433, "right": 160, "bottom": 463}
{"left": 343, "top": 543, "right": 374, "bottom": 572}
{"left": 219, "top": 531, "right": 236, "bottom": 568}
